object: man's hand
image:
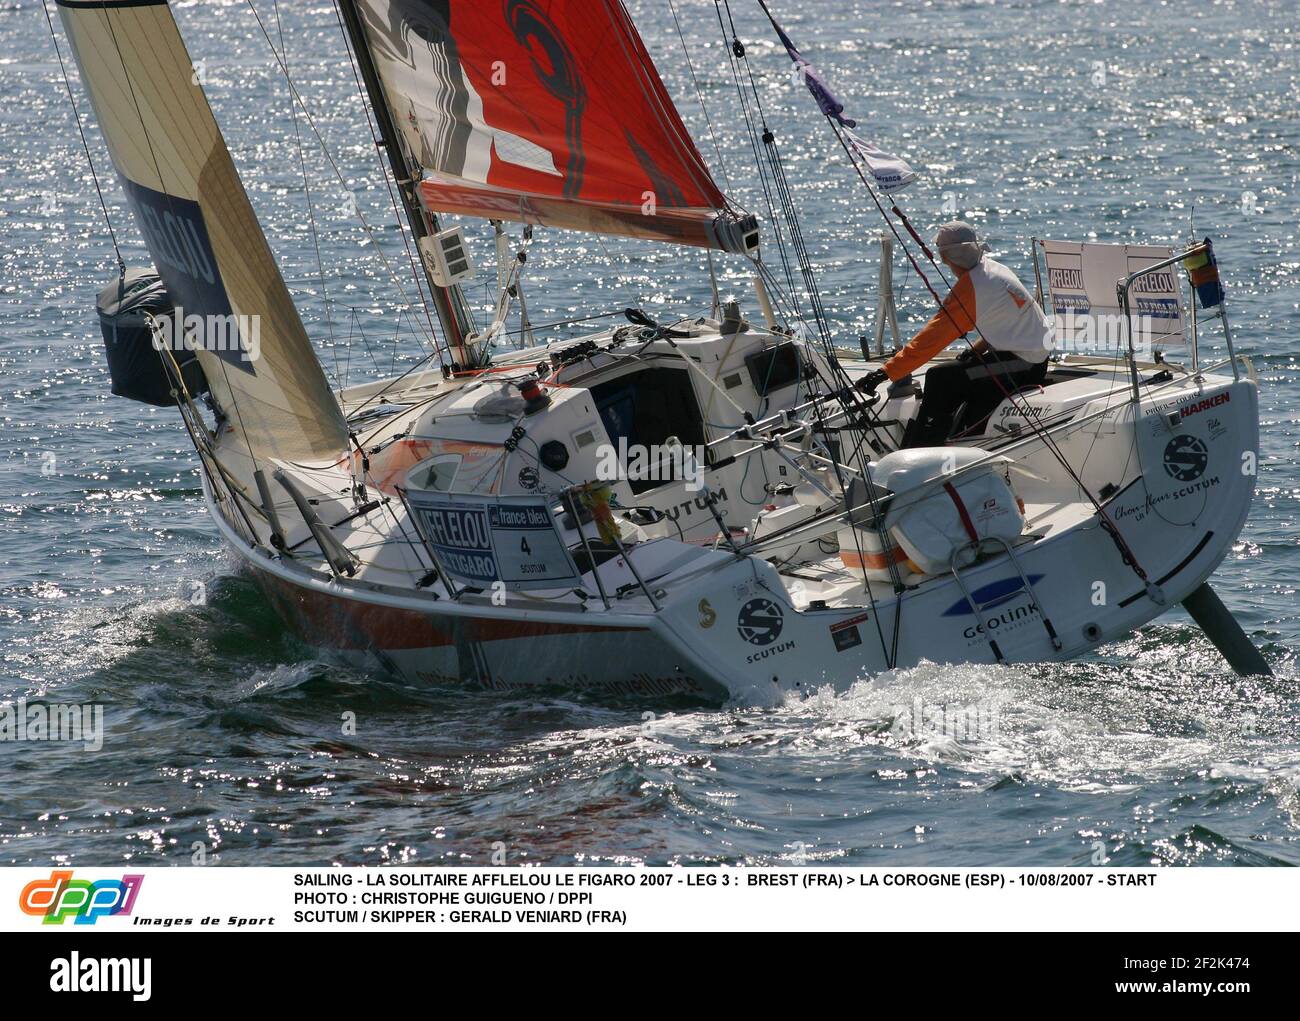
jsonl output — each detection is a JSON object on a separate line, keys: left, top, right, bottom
{"left": 855, "top": 368, "right": 889, "bottom": 394}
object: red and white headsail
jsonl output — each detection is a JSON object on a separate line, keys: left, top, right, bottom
{"left": 350, "top": 0, "right": 757, "bottom": 252}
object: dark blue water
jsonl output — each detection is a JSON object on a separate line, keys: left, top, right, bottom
{"left": 2, "top": 0, "right": 1298, "bottom": 866}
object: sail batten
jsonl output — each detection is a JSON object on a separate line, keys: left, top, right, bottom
{"left": 57, "top": 0, "right": 348, "bottom": 462}
{"left": 351, "top": 0, "right": 756, "bottom": 252}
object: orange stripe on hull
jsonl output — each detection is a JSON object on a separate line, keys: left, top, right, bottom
{"left": 249, "top": 564, "right": 647, "bottom": 652}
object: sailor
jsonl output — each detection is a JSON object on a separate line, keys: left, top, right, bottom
{"left": 857, "top": 221, "right": 1052, "bottom": 447}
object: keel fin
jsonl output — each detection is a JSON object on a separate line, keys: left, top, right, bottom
{"left": 1181, "top": 582, "right": 1271, "bottom": 677}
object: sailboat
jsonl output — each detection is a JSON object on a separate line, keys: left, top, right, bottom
{"left": 54, "top": 0, "right": 1268, "bottom": 702}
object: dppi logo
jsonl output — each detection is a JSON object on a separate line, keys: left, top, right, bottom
{"left": 1163, "top": 434, "right": 1208, "bottom": 482}
{"left": 737, "top": 597, "right": 784, "bottom": 646}
{"left": 19, "top": 870, "right": 143, "bottom": 925}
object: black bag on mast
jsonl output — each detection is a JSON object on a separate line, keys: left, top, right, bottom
{"left": 97, "top": 267, "right": 208, "bottom": 407}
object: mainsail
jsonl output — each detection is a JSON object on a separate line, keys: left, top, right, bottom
{"left": 57, "top": 0, "right": 348, "bottom": 462}
{"left": 348, "top": 0, "right": 757, "bottom": 252}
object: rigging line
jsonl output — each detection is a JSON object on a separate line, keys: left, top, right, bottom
{"left": 667, "top": 0, "right": 733, "bottom": 194}
{"left": 747, "top": 135, "right": 881, "bottom": 433}
{"left": 243, "top": 0, "right": 436, "bottom": 354}
{"left": 719, "top": 1, "right": 812, "bottom": 312}
{"left": 501, "top": 309, "right": 628, "bottom": 338}
{"left": 330, "top": 0, "right": 443, "bottom": 360}
{"left": 803, "top": 351, "right": 895, "bottom": 457}
{"left": 802, "top": 367, "right": 905, "bottom": 657}
{"left": 733, "top": 8, "right": 892, "bottom": 398}
{"left": 711, "top": 1, "right": 801, "bottom": 313}
{"left": 745, "top": 0, "right": 879, "bottom": 355}
{"left": 154, "top": 330, "right": 262, "bottom": 541}
{"left": 342, "top": 306, "right": 355, "bottom": 390}
{"left": 768, "top": 132, "right": 832, "bottom": 345}
{"left": 750, "top": 152, "right": 804, "bottom": 324}
{"left": 334, "top": 295, "right": 454, "bottom": 418}
{"left": 40, "top": 0, "right": 123, "bottom": 272}
{"left": 352, "top": 314, "right": 383, "bottom": 377}
{"left": 345, "top": 469, "right": 432, "bottom": 578}
{"left": 757, "top": 129, "right": 840, "bottom": 359}
{"left": 269, "top": 0, "right": 341, "bottom": 394}
{"left": 341, "top": 346, "right": 440, "bottom": 425}
{"left": 515, "top": 434, "right": 578, "bottom": 489}
{"left": 746, "top": 281, "right": 896, "bottom": 652}
{"left": 593, "top": 232, "right": 647, "bottom": 316}
{"left": 720, "top": 1, "right": 844, "bottom": 363}
{"left": 390, "top": 306, "right": 403, "bottom": 376}
{"left": 746, "top": 164, "right": 803, "bottom": 325}
{"left": 1073, "top": 339, "right": 1137, "bottom": 481}
{"left": 834, "top": 132, "right": 1052, "bottom": 430}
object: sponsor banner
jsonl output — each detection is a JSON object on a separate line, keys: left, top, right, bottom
{"left": 405, "top": 491, "right": 580, "bottom": 591}
{"left": 1039, "top": 240, "right": 1186, "bottom": 346}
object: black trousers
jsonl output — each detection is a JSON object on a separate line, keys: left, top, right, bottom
{"left": 902, "top": 351, "right": 1048, "bottom": 448}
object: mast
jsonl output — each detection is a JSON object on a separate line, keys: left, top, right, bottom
{"left": 336, "top": 0, "right": 477, "bottom": 368}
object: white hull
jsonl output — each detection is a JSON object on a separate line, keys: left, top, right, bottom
{"left": 206, "top": 352, "right": 1260, "bottom": 703}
